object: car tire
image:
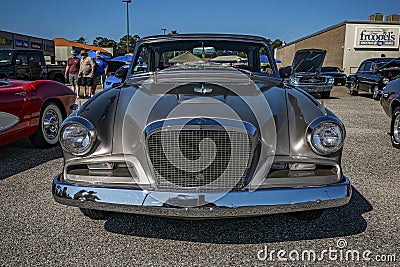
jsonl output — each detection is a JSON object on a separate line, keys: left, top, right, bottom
{"left": 80, "top": 208, "right": 111, "bottom": 220}
{"left": 349, "top": 81, "right": 358, "bottom": 96}
{"left": 290, "top": 209, "right": 324, "bottom": 221}
{"left": 321, "top": 92, "right": 330, "bottom": 99}
{"left": 29, "top": 102, "right": 63, "bottom": 148}
{"left": 372, "top": 86, "right": 380, "bottom": 100}
{"left": 390, "top": 107, "right": 400, "bottom": 149}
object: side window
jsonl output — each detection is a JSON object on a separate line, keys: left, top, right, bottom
{"left": 133, "top": 46, "right": 149, "bottom": 73}
{"left": 29, "top": 53, "right": 42, "bottom": 66}
{"left": 259, "top": 46, "right": 274, "bottom": 74}
{"left": 358, "top": 62, "right": 365, "bottom": 72}
{"left": 364, "top": 62, "right": 372, "bottom": 72}
{"left": 16, "top": 53, "right": 28, "bottom": 65}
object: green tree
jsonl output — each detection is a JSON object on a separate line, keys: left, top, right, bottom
{"left": 75, "top": 37, "right": 86, "bottom": 44}
{"left": 118, "top": 34, "right": 140, "bottom": 53}
{"left": 93, "top": 37, "right": 117, "bottom": 48}
{"left": 168, "top": 30, "right": 178, "bottom": 35}
{"left": 266, "top": 38, "right": 284, "bottom": 50}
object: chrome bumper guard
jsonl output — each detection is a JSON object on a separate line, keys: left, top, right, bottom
{"left": 52, "top": 174, "right": 351, "bottom": 218}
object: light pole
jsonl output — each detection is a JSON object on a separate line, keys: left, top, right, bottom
{"left": 161, "top": 28, "right": 166, "bottom": 35}
{"left": 122, "top": 0, "right": 131, "bottom": 53}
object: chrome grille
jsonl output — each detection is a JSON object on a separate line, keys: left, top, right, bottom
{"left": 147, "top": 129, "right": 253, "bottom": 190}
{"left": 298, "top": 76, "right": 326, "bottom": 84}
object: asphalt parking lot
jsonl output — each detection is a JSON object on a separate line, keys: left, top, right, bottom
{"left": 0, "top": 86, "right": 399, "bottom": 266}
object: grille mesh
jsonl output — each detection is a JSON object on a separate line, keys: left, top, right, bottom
{"left": 147, "top": 129, "right": 252, "bottom": 190}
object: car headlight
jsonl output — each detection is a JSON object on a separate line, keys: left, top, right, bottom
{"left": 327, "top": 77, "right": 335, "bottom": 84}
{"left": 306, "top": 117, "right": 345, "bottom": 155}
{"left": 60, "top": 117, "right": 96, "bottom": 155}
{"left": 382, "top": 77, "right": 390, "bottom": 85}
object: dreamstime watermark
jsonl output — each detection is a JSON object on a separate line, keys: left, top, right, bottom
{"left": 257, "top": 239, "right": 396, "bottom": 263}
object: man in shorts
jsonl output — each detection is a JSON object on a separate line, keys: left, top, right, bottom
{"left": 91, "top": 51, "right": 108, "bottom": 96}
{"left": 64, "top": 50, "right": 80, "bottom": 96}
{"left": 78, "top": 49, "right": 95, "bottom": 98}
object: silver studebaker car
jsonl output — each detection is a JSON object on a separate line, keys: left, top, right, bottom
{"left": 52, "top": 34, "right": 351, "bottom": 220}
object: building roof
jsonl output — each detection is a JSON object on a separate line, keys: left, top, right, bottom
{"left": 278, "top": 20, "right": 400, "bottom": 49}
{"left": 53, "top": 38, "right": 108, "bottom": 53}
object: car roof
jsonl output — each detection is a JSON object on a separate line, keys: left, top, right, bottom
{"left": 138, "top": 33, "right": 269, "bottom": 44}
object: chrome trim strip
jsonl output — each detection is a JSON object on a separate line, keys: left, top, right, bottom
{"left": 145, "top": 118, "right": 258, "bottom": 136}
{"left": 53, "top": 174, "right": 351, "bottom": 218}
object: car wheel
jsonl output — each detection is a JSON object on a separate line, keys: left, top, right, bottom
{"left": 290, "top": 209, "right": 324, "bottom": 220}
{"left": 321, "top": 92, "right": 330, "bottom": 99}
{"left": 29, "top": 102, "right": 63, "bottom": 148}
{"left": 372, "top": 86, "right": 380, "bottom": 100}
{"left": 80, "top": 208, "right": 111, "bottom": 220}
{"left": 390, "top": 107, "right": 400, "bottom": 149}
{"left": 349, "top": 81, "right": 358, "bottom": 96}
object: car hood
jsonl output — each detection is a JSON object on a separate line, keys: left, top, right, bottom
{"left": 292, "top": 49, "right": 326, "bottom": 74}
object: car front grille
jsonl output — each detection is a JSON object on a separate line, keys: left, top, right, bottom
{"left": 147, "top": 129, "right": 253, "bottom": 191}
{"left": 298, "top": 76, "right": 326, "bottom": 84}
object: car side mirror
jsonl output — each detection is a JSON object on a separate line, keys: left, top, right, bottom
{"left": 279, "top": 66, "right": 292, "bottom": 78}
{"left": 15, "top": 59, "right": 22, "bottom": 65}
{"left": 115, "top": 67, "right": 128, "bottom": 80}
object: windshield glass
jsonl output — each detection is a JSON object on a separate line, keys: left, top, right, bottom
{"left": 132, "top": 39, "right": 275, "bottom": 75}
{"left": 321, "top": 67, "right": 339, "bottom": 72}
{"left": 0, "top": 51, "right": 13, "bottom": 65}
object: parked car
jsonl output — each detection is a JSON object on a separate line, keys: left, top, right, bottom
{"left": 321, "top": 66, "right": 347, "bottom": 86}
{"left": 346, "top": 57, "right": 400, "bottom": 100}
{"left": 380, "top": 78, "right": 400, "bottom": 148}
{"left": 53, "top": 34, "right": 351, "bottom": 221}
{"left": 104, "top": 64, "right": 147, "bottom": 90}
{"left": 0, "top": 79, "right": 76, "bottom": 147}
{"left": 0, "top": 49, "right": 65, "bottom": 83}
{"left": 280, "top": 49, "right": 334, "bottom": 99}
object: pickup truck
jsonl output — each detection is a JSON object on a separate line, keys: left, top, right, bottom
{"left": 0, "top": 49, "right": 65, "bottom": 83}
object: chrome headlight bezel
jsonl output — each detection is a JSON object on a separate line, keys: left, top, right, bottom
{"left": 306, "top": 116, "right": 345, "bottom": 156}
{"left": 59, "top": 116, "right": 96, "bottom": 156}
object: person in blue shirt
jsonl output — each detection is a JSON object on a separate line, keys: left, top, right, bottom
{"left": 91, "top": 51, "right": 108, "bottom": 97}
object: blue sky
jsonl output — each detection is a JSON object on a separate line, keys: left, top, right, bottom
{"left": 1, "top": 0, "right": 398, "bottom": 44}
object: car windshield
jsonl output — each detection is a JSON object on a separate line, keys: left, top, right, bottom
{"left": 132, "top": 39, "right": 275, "bottom": 75}
{"left": 379, "top": 59, "right": 400, "bottom": 70}
{"left": 0, "top": 51, "right": 13, "bottom": 65}
{"left": 321, "top": 67, "right": 339, "bottom": 72}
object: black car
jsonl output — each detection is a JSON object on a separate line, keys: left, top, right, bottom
{"left": 279, "top": 49, "right": 335, "bottom": 99}
{"left": 346, "top": 57, "right": 400, "bottom": 100}
{"left": 321, "top": 66, "right": 347, "bottom": 86}
{"left": 380, "top": 78, "right": 400, "bottom": 148}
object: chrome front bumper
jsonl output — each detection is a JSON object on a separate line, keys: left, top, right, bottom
{"left": 297, "top": 84, "right": 333, "bottom": 93}
{"left": 52, "top": 174, "right": 351, "bottom": 218}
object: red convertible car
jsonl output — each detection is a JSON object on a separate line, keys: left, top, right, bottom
{"left": 0, "top": 79, "right": 76, "bottom": 147}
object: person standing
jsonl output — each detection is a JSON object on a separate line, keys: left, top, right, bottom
{"left": 91, "top": 51, "right": 108, "bottom": 96}
{"left": 64, "top": 50, "right": 80, "bottom": 96}
{"left": 78, "top": 49, "right": 95, "bottom": 98}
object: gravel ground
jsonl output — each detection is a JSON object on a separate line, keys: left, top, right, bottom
{"left": 0, "top": 87, "right": 399, "bottom": 266}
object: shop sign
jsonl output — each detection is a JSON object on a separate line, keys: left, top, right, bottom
{"left": 31, "top": 42, "right": 43, "bottom": 50}
{"left": 15, "top": 39, "right": 29, "bottom": 48}
{"left": 355, "top": 27, "right": 399, "bottom": 48}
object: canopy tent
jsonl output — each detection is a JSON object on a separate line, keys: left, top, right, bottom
{"left": 168, "top": 52, "right": 203, "bottom": 64}
{"left": 77, "top": 50, "right": 110, "bottom": 60}
{"left": 210, "top": 55, "right": 244, "bottom": 63}
{"left": 111, "top": 54, "right": 133, "bottom": 63}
